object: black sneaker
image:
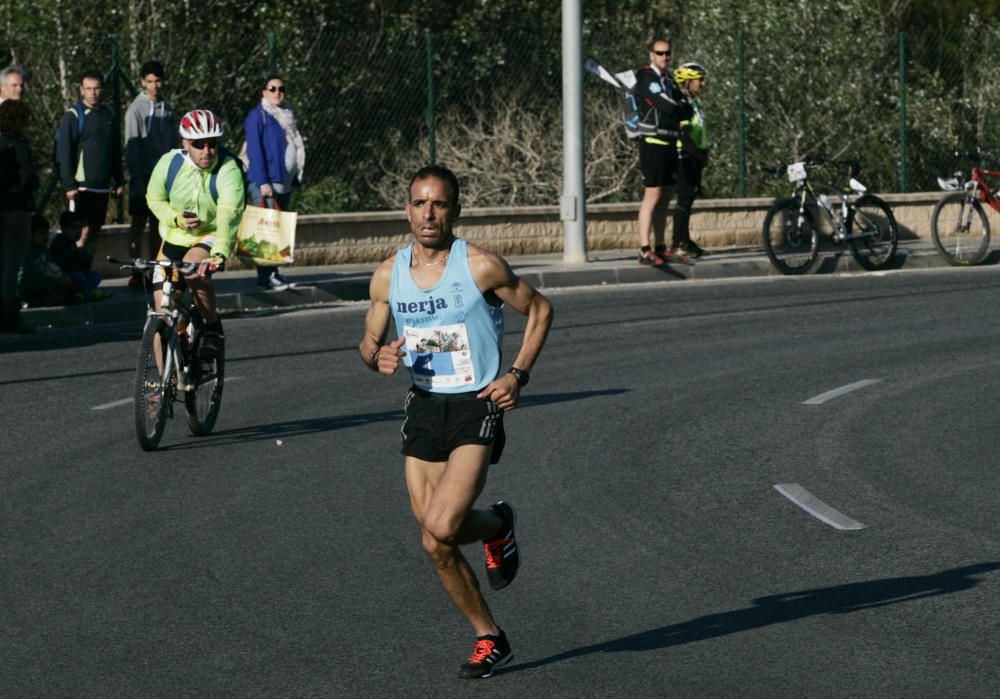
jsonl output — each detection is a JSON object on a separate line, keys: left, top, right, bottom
{"left": 458, "top": 629, "right": 513, "bottom": 679}
{"left": 484, "top": 502, "right": 518, "bottom": 590}
{"left": 199, "top": 331, "right": 224, "bottom": 360}
{"left": 679, "top": 241, "right": 706, "bottom": 259}
{"left": 669, "top": 246, "right": 694, "bottom": 265}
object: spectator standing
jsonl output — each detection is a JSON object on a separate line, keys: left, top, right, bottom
{"left": 244, "top": 75, "right": 304, "bottom": 290}
{"left": 633, "top": 38, "right": 692, "bottom": 266}
{"left": 124, "top": 60, "right": 176, "bottom": 289}
{"left": 56, "top": 70, "right": 124, "bottom": 271}
{"left": 0, "top": 66, "right": 25, "bottom": 103}
{"left": 672, "top": 62, "right": 709, "bottom": 258}
{"left": 0, "top": 99, "right": 38, "bottom": 333}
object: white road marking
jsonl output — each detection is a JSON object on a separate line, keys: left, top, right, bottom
{"left": 774, "top": 483, "right": 866, "bottom": 531}
{"left": 803, "top": 379, "right": 881, "bottom": 405}
{"left": 91, "top": 398, "right": 133, "bottom": 411}
{"left": 91, "top": 376, "right": 242, "bottom": 411}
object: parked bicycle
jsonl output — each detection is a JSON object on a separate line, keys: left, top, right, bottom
{"left": 110, "top": 256, "right": 225, "bottom": 451}
{"left": 761, "top": 158, "right": 899, "bottom": 275}
{"left": 930, "top": 148, "right": 999, "bottom": 266}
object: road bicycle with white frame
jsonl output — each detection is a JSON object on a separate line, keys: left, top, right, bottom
{"left": 762, "top": 158, "right": 899, "bottom": 275}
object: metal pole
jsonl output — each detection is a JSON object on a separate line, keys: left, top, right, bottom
{"left": 738, "top": 30, "right": 747, "bottom": 198}
{"left": 898, "top": 31, "right": 907, "bottom": 193}
{"left": 110, "top": 35, "right": 124, "bottom": 223}
{"left": 426, "top": 29, "right": 436, "bottom": 164}
{"left": 561, "top": 0, "right": 587, "bottom": 263}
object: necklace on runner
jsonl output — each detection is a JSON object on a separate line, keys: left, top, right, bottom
{"left": 413, "top": 245, "right": 449, "bottom": 267}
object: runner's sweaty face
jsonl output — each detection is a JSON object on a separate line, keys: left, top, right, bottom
{"left": 405, "top": 176, "right": 460, "bottom": 250}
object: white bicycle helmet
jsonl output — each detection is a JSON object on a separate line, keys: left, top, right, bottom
{"left": 178, "top": 109, "right": 224, "bottom": 139}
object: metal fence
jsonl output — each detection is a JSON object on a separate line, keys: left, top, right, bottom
{"left": 9, "top": 21, "right": 1000, "bottom": 218}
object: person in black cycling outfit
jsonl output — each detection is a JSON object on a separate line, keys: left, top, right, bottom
{"left": 634, "top": 38, "right": 693, "bottom": 266}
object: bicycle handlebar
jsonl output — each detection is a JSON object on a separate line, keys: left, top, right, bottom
{"left": 763, "top": 157, "right": 861, "bottom": 178}
{"left": 107, "top": 256, "right": 200, "bottom": 275}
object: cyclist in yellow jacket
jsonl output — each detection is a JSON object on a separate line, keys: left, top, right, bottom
{"left": 146, "top": 109, "right": 245, "bottom": 359}
{"left": 672, "top": 63, "right": 709, "bottom": 259}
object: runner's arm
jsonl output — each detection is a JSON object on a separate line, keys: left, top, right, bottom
{"left": 359, "top": 259, "right": 403, "bottom": 374}
{"left": 489, "top": 258, "right": 553, "bottom": 373}
{"left": 471, "top": 249, "right": 553, "bottom": 408}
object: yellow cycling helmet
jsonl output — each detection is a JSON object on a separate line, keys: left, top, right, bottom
{"left": 674, "top": 62, "right": 707, "bottom": 83}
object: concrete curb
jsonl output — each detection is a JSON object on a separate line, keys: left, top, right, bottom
{"left": 8, "top": 242, "right": 965, "bottom": 334}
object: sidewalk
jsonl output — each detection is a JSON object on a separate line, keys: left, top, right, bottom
{"left": 13, "top": 241, "right": 959, "bottom": 332}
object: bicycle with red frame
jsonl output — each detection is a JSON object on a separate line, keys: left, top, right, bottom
{"left": 931, "top": 148, "right": 1000, "bottom": 265}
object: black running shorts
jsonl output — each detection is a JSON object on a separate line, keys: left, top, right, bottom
{"left": 638, "top": 138, "right": 678, "bottom": 188}
{"left": 400, "top": 386, "right": 506, "bottom": 465}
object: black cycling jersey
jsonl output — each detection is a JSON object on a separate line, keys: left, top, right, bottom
{"left": 633, "top": 65, "right": 693, "bottom": 137}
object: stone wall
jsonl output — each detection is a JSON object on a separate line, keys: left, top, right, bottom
{"left": 92, "top": 191, "right": 977, "bottom": 275}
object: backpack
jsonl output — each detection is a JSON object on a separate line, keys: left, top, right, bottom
{"left": 52, "top": 102, "right": 86, "bottom": 169}
{"left": 584, "top": 57, "right": 661, "bottom": 140}
{"left": 164, "top": 147, "right": 249, "bottom": 203}
{"left": 622, "top": 87, "right": 658, "bottom": 140}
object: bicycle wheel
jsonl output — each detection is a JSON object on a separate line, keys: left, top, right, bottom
{"left": 930, "top": 192, "right": 990, "bottom": 266}
{"left": 134, "top": 318, "right": 173, "bottom": 451}
{"left": 762, "top": 198, "right": 819, "bottom": 274}
{"left": 185, "top": 322, "right": 225, "bottom": 436}
{"left": 848, "top": 194, "right": 899, "bottom": 270}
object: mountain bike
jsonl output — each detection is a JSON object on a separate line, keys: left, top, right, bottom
{"left": 762, "top": 158, "right": 899, "bottom": 275}
{"left": 930, "top": 148, "right": 999, "bottom": 266}
{"left": 111, "top": 257, "right": 225, "bottom": 451}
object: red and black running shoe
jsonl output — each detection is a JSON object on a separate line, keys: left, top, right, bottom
{"left": 458, "top": 629, "right": 513, "bottom": 679}
{"left": 638, "top": 250, "right": 665, "bottom": 266}
{"left": 484, "top": 501, "right": 518, "bottom": 590}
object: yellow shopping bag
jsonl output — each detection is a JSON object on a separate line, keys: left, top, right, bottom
{"left": 236, "top": 199, "right": 297, "bottom": 266}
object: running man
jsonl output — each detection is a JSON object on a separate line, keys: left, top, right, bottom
{"left": 359, "top": 164, "right": 553, "bottom": 679}
{"left": 145, "top": 109, "right": 245, "bottom": 359}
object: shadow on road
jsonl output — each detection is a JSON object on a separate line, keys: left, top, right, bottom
{"left": 506, "top": 562, "right": 1000, "bottom": 674}
{"left": 160, "top": 388, "right": 629, "bottom": 450}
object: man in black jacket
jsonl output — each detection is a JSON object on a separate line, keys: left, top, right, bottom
{"left": 57, "top": 70, "right": 123, "bottom": 271}
{"left": 633, "top": 38, "right": 692, "bottom": 266}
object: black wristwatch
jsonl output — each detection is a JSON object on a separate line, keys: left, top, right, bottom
{"left": 508, "top": 367, "right": 530, "bottom": 387}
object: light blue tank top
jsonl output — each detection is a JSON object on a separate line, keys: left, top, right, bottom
{"left": 390, "top": 238, "right": 504, "bottom": 393}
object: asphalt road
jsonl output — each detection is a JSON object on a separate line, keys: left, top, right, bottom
{"left": 3, "top": 267, "right": 999, "bottom": 697}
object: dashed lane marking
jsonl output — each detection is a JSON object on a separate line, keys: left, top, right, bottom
{"left": 774, "top": 483, "right": 866, "bottom": 531}
{"left": 803, "top": 379, "right": 881, "bottom": 405}
{"left": 91, "top": 376, "right": 242, "bottom": 411}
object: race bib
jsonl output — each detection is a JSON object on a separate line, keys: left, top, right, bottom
{"left": 787, "top": 162, "right": 807, "bottom": 183}
{"left": 403, "top": 322, "right": 476, "bottom": 390}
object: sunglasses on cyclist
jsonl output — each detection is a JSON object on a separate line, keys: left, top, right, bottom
{"left": 189, "top": 139, "right": 219, "bottom": 150}
{"left": 652, "top": 50, "right": 671, "bottom": 56}
{"left": 266, "top": 85, "right": 286, "bottom": 93}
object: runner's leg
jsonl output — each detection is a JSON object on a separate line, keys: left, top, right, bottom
{"left": 405, "top": 445, "right": 504, "bottom": 636}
